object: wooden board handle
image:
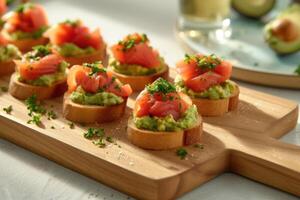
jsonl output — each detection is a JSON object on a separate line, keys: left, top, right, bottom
{"left": 230, "top": 136, "right": 300, "bottom": 197}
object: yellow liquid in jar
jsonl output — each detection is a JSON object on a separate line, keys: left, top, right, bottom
{"left": 180, "top": 0, "right": 231, "bottom": 22}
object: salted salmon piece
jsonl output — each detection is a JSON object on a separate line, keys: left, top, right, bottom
{"left": 186, "top": 72, "right": 224, "bottom": 92}
{"left": 67, "top": 64, "right": 132, "bottom": 97}
{"left": 176, "top": 59, "right": 202, "bottom": 81}
{"left": 177, "top": 54, "right": 233, "bottom": 91}
{"left": 5, "top": 3, "right": 48, "bottom": 33}
{"left": 0, "top": 33, "right": 8, "bottom": 45}
{"left": 75, "top": 69, "right": 100, "bottom": 93}
{"left": 135, "top": 91, "right": 191, "bottom": 120}
{"left": 45, "top": 22, "right": 103, "bottom": 50}
{"left": 111, "top": 43, "right": 160, "bottom": 68}
{"left": 17, "top": 54, "right": 63, "bottom": 80}
{"left": 0, "top": 0, "right": 7, "bottom": 16}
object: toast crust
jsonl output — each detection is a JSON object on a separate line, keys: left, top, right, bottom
{"left": 127, "top": 115, "right": 202, "bottom": 150}
{"left": 110, "top": 65, "right": 169, "bottom": 92}
{"left": 9, "top": 72, "right": 67, "bottom": 100}
{"left": 0, "top": 60, "right": 15, "bottom": 76}
{"left": 63, "top": 93, "right": 127, "bottom": 123}
{"left": 192, "top": 82, "right": 240, "bottom": 117}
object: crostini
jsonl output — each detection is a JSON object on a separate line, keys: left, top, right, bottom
{"left": 2, "top": 2, "right": 49, "bottom": 53}
{"left": 109, "top": 33, "right": 169, "bottom": 91}
{"left": 127, "top": 78, "right": 202, "bottom": 150}
{"left": 0, "top": 33, "right": 21, "bottom": 76}
{"left": 63, "top": 62, "right": 132, "bottom": 123}
{"left": 175, "top": 54, "right": 239, "bottom": 117}
{"left": 44, "top": 20, "right": 107, "bottom": 67}
{"left": 9, "top": 45, "right": 68, "bottom": 100}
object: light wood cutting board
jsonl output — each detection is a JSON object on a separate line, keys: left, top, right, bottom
{"left": 0, "top": 70, "right": 299, "bottom": 200}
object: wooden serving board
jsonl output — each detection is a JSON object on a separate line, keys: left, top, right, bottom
{"left": 0, "top": 71, "right": 299, "bottom": 200}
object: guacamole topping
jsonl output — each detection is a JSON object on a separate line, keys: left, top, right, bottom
{"left": 110, "top": 58, "right": 166, "bottom": 76}
{"left": 175, "top": 76, "right": 235, "bottom": 100}
{"left": 19, "top": 61, "right": 68, "bottom": 86}
{"left": 8, "top": 26, "right": 48, "bottom": 40}
{"left": 54, "top": 43, "right": 95, "bottom": 57}
{"left": 0, "top": 44, "right": 21, "bottom": 62}
{"left": 134, "top": 105, "right": 198, "bottom": 132}
{"left": 70, "top": 86, "right": 123, "bottom": 106}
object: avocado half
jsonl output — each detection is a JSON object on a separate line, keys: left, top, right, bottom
{"left": 232, "top": 0, "right": 276, "bottom": 18}
{"left": 264, "top": 4, "right": 300, "bottom": 55}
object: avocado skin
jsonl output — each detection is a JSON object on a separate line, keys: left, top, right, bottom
{"left": 264, "top": 4, "right": 300, "bottom": 55}
{"left": 232, "top": 0, "right": 276, "bottom": 19}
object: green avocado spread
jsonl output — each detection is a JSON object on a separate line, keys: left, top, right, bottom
{"left": 175, "top": 76, "right": 235, "bottom": 100}
{"left": 0, "top": 44, "right": 21, "bottom": 62}
{"left": 55, "top": 43, "right": 95, "bottom": 57}
{"left": 110, "top": 58, "right": 166, "bottom": 76}
{"left": 19, "top": 61, "right": 68, "bottom": 86}
{"left": 134, "top": 105, "right": 198, "bottom": 132}
{"left": 8, "top": 26, "right": 48, "bottom": 40}
{"left": 70, "top": 86, "right": 123, "bottom": 106}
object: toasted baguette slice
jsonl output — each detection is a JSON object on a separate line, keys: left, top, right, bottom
{"left": 63, "top": 93, "right": 127, "bottom": 123}
{"left": 192, "top": 81, "right": 239, "bottom": 117}
{"left": 62, "top": 44, "right": 108, "bottom": 67}
{"left": 9, "top": 72, "right": 67, "bottom": 100}
{"left": 127, "top": 116, "right": 202, "bottom": 150}
{"left": 7, "top": 37, "right": 49, "bottom": 53}
{"left": 110, "top": 65, "right": 169, "bottom": 92}
{"left": 0, "top": 60, "right": 15, "bottom": 76}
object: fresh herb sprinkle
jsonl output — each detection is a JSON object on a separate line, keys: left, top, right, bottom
{"left": 176, "top": 148, "right": 188, "bottom": 159}
{"left": 68, "top": 122, "right": 75, "bottom": 129}
{"left": 146, "top": 78, "right": 176, "bottom": 95}
{"left": 3, "top": 105, "right": 13, "bottom": 114}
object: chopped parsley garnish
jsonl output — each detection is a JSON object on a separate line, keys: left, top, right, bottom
{"left": 83, "top": 127, "right": 105, "bottom": 139}
{"left": 32, "top": 26, "right": 49, "bottom": 39}
{"left": 83, "top": 62, "right": 106, "bottom": 76}
{"left": 184, "top": 54, "right": 221, "bottom": 70}
{"left": 27, "top": 113, "right": 42, "bottom": 125}
{"left": 141, "top": 34, "right": 148, "bottom": 43}
{"left": 176, "top": 148, "right": 188, "bottom": 159}
{"left": 25, "top": 95, "right": 46, "bottom": 116}
{"left": 0, "top": 19, "right": 5, "bottom": 28}
{"left": 122, "top": 39, "right": 135, "bottom": 50}
{"left": 83, "top": 127, "right": 117, "bottom": 148}
{"left": 106, "top": 136, "right": 114, "bottom": 143}
{"left": 294, "top": 65, "right": 300, "bottom": 75}
{"left": 68, "top": 122, "right": 75, "bottom": 129}
{"left": 93, "top": 138, "right": 106, "bottom": 148}
{"left": 15, "top": 2, "right": 34, "bottom": 13}
{"left": 47, "top": 110, "right": 57, "bottom": 120}
{"left": 3, "top": 105, "right": 13, "bottom": 114}
{"left": 119, "top": 33, "right": 149, "bottom": 51}
{"left": 33, "top": 45, "right": 51, "bottom": 56}
{"left": 146, "top": 78, "right": 176, "bottom": 95}
{"left": 114, "top": 84, "right": 121, "bottom": 91}
{"left": 62, "top": 19, "right": 80, "bottom": 26}
{"left": 26, "top": 45, "right": 52, "bottom": 61}
{"left": 0, "top": 86, "right": 8, "bottom": 92}
{"left": 6, "top": 0, "right": 15, "bottom": 5}
{"left": 25, "top": 95, "right": 46, "bottom": 126}
{"left": 194, "top": 143, "right": 204, "bottom": 149}
{"left": 51, "top": 126, "right": 55, "bottom": 129}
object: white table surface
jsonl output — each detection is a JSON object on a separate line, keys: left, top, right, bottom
{"left": 0, "top": 0, "right": 299, "bottom": 199}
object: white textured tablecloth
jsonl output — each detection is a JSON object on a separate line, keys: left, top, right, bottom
{"left": 0, "top": 0, "right": 299, "bottom": 199}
